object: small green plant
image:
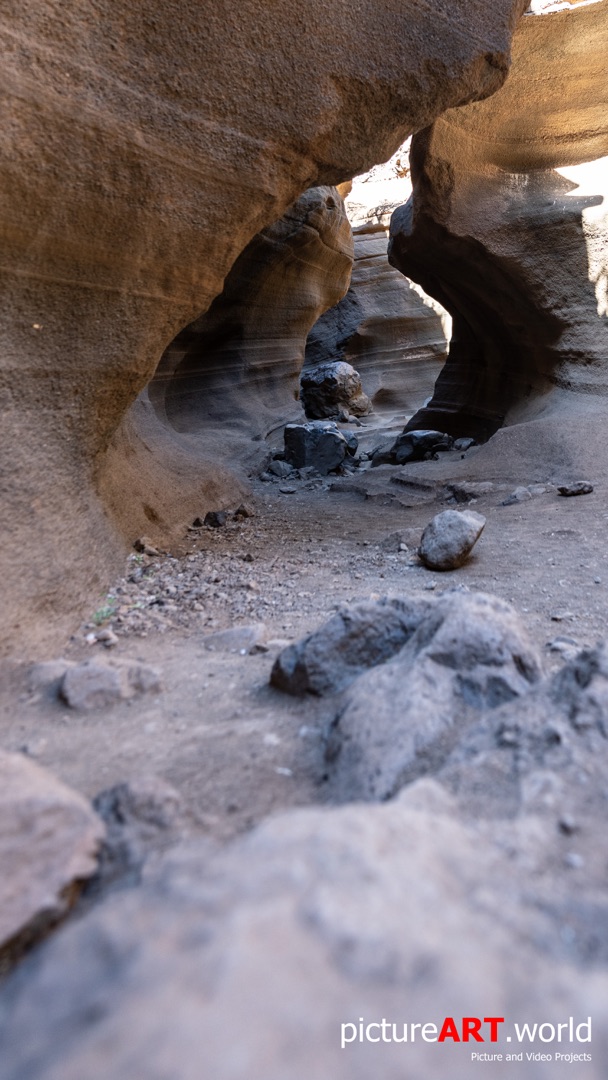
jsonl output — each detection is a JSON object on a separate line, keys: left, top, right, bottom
{"left": 92, "top": 597, "right": 117, "bottom": 625}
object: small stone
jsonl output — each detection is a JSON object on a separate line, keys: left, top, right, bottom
{"left": 203, "top": 511, "right": 227, "bottom": 528}
{"left": 419, "top": 509, "right": 486, "bottom": 571}
{"left": 191, "top": 517, "right": 205, "bottom": 528}
{"left": 233, "top": 503, "right": 255, "bottom": 519}
{"left": 279, "top": 486, "right": 297, "bottom": 495}
{"left": 559, "top": 815, "right": 579, "bottom": 835}
{"left": 201, "top": 624, "right": 266, "bottom": 654}
{"left": 61, "top": 660, "right": 162, "bottom": 710}
{"left": 453, "top": 437, "right": 476, "bottom": 451}
{"left": 501, "top": 486, "right": 532, "bottom": 506}
{"left": 557, "top": 481, "right": 593, "bottom": 497}
{"left": 97, "top": 629, "right": 119, "bottom": 648}
{"left": 564, "top": 852, "right": 584, "bottom": 869}
{"left": 268, "top": 460, "right": 294, "bottom": 478}
{"left": 133, "top": 537, "right": 160, "bottom": 556}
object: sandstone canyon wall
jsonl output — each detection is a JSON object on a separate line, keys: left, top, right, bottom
{"left": 0, "top": 0, "right": 530, "bottom": 656}
{"left": 389, "top": 0, "right": 608, "bottom": 441}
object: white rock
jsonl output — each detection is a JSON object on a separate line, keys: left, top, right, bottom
{"left": 419, "top": 509, "right": 486, "bottom": 570}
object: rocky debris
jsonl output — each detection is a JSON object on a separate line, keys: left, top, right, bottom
{"left": 268, "top": 460, "right": 294, "bottom": 478}
{"left": 0, "top": 750, "right": 104, "bottom": 956}
{"left": 60, "top": 660, "right": 162, "bottom": 710}
{"left": 204, "top": 511, "right": 227, "bottom": 528}
{"left": 419, "top": 509, "right": 486, "bottom": 570}
{"left": 325, "top": 591, "right": 541, "bottom": 801}
{"left": 501, "top": 485, "right": 532, "bottom": 506}
{"left": 4, "top": 788, "right": 606, "bottom": 1080}
{"left": 270, "top": 596, "right": 432, "bottom": 697}
{"left": 88, "top": 777, "right": 191, "bottom": 895}
{"left": 371, "top": 429, "right": 453, "bottom": 466}
{"left": 133, "top": 537, "right": 160, "bottom": 556}
{"left": 283, "top": 421, "right": 357, "bottom": 475}
{"left": 453, "top": 437, "right": 476, "bottom": 451}
{"left": 201, "top": 624, "right": 267, "bottom": 654}
{"left": 378, "top": 531, "right": 411, "bottom": 553}
{"left": 300, "top": 361, "right": 371, "bottom": 420}
{"left": 557, "top": 481, "right": 594, "bottom": 497}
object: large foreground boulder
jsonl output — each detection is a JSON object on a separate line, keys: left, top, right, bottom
{"left": 1, "top": 791, "right": 607, "bottom": 1080}
{"left": 0, "top": 751, "right": 104, "bottom": 957}
{"left": 324, "top": 591, "right": 540, "bottom": 801}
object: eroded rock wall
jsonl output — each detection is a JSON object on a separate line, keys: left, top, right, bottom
{"left": 0, "top": 0, "right": 529, "bottom": 655}
{"left": 388, "top": 0, "right": 608, "bottom": 441}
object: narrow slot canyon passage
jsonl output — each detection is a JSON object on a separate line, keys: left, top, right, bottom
{"left": 2, "top": 2, "right": 608, "bottom": 1077}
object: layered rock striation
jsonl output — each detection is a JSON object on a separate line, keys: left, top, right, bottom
{"left": 304, "top": 224, "right": 450, "bottom": 415}
{"left": 154, "top": 187, "right": 353, "bottom": 436}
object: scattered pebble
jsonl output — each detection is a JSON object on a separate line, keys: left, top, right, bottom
{"left": 133, "top": 537, "right": 161, "bottom": 556}
{"left": 557, "top": 481, "right": 593, "bottom": 497}
{"left": 502, "top": 486, "right": 532, "bottom": 506}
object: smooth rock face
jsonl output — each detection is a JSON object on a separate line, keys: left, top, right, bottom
{"left": 304, "top": 224, "right": 449, "bottom": 414}
{"left": 271, "top": 597, "right": 432, "bottom": 696}
{"left": 419, "top": 509, "right": 486, "bottom": 570}
{"left": 0, "top": 0, "right": 529, "bottom": 655}
{"left": 389, "top": 1, "right": 608, "bottom": 441}
{"left": 326, "top": 591, "right": 541, "bottom": 801}
{"left": 0, "top": 751, "right": 104, "bottom": 952}
{"left": 60, "top": 660, "right": 162, "bottom": 710}
{"left": 283, "top": 422, "right": 356, "bottom": 475}
{"left": 300, "top": 361, "right": 371, "bottom": 420}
